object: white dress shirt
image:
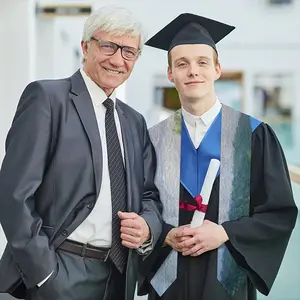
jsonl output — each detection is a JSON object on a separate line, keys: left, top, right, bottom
{"left": 181, "top": 99, "right": 222, "bottom": 148}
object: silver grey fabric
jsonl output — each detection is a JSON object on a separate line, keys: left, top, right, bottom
{"left": 218, "top": 105, "right": 252, "bottom": 297}
{"left": 148, "top": 111, "right": 182, "bottom": 296}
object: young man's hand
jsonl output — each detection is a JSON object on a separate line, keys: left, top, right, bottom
{"left": 176, "top": 220, "right": 229, "bottom": 256}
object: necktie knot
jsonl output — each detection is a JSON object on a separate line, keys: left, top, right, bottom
{"left": 103, "top": 98, "right": 114, "bottom": 111}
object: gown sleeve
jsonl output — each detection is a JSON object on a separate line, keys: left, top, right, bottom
{"left": 138, "top": 221, "right": 174, "bottom": 295}
{"left": 222, "top": 123, "right": 298, "bottom": 295}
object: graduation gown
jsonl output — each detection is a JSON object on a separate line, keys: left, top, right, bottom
{"left": 138, "top": 110, "right": 298, "bottom": 300}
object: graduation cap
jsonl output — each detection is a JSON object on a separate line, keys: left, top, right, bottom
{"left": 145, "top": 13, "right": 235, "bottom": 55}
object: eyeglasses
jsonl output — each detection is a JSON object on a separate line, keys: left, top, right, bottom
{"left": 91, "top": 37, "right": 140, "bottom": 61}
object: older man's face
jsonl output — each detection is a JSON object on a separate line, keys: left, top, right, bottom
{"left": 82, "top": 31, "right": 140, "bottom": 96}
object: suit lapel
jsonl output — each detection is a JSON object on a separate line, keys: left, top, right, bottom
{"left": 116, "top": 100, "right": 134, "bottom": 212}
{"left": 70, "top": 70, "right": 103, "bottom": 197}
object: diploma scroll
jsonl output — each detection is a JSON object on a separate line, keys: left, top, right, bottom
{"left": 190, "top": 159, "right": 220, "bottom": 228}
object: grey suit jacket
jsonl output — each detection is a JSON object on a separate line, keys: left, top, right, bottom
{"left": 0, "top": 70, "right": 162, "bottom": 299}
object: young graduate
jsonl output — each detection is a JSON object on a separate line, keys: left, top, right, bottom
{"left": 138, "top": 13, "right": 298, "bottom": 300}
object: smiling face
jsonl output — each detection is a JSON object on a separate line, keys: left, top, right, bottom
{"left": 168, "top": 44, "right": 221, "bottom": 105}
{"left": 81, "top": 30, "right": 140, "bottom": 96}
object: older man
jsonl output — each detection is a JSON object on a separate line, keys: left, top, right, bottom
{"left": 0, "top": 6, "right": 162, "bottom": 300}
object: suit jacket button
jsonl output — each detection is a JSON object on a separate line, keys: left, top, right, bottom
{"left": 62, "top": 229, "right": 68, "bottom": 236}
{"left": 86, "top": 202, "right": 94, "bottom": 209}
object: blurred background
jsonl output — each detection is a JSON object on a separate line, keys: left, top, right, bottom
{"left": 0, "top": 0, "right": 299, "bottom": 299}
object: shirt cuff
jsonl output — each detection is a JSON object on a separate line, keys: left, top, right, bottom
{"left": 136, "top": 234, "right": 154, "bottom": 255}
{"left": 37, "top": 270, "right": 54, "bottom": 287}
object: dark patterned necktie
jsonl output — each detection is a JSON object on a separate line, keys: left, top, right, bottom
{"left": 103, "top": 98, "right": 127, "bottom": 273}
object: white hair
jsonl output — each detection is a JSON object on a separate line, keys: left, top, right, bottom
{"left": 82, "top": 6, "right": 147, "bottom": 51}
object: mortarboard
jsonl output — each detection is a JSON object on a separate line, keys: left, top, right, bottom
{"left": 145, "top": 13, "right": 235, "bottom": 54}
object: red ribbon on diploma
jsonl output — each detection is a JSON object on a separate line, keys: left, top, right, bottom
{"left": 179, "top": 195, "right": 208, "bottom": 213}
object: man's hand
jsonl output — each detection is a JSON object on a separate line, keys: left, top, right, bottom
{"left": 118, "top": 211, "right": 150, "bottom": 249}
{"left": 164, "top": 225, "right": 192, "bottom": 252}
{"left": 176, "top": 220, "right": 229, "bottom": 256}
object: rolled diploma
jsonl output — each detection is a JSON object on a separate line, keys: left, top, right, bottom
{"left": 190, "top": 159, "right": 220, "bottom": 228}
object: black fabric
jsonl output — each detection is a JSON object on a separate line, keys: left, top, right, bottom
{"left": 145, "top": 13, "right": 235, "bottom": 53}
{"left": 103, "top": 98, "right": 128, "bottom": 274}
{"left": 138, "top": 123, "right": 298, "bottom": 300}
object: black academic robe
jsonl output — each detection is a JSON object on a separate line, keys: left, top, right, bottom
{"left": 138, "top": 122, "right": 298, "bottom": 300}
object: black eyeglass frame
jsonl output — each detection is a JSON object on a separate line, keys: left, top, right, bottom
{"left": 90, "top": 37, "right": 141, "bottom": 61}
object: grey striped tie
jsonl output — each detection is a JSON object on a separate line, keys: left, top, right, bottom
{"left": 103, "top": 98, "right": 127, "bottom": 273}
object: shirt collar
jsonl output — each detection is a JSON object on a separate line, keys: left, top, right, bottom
{"left": 182, "top": 98, "right": 222, "bottom": 127}
{"left": 80, "top": 68, "right": 116, "bottom": 107}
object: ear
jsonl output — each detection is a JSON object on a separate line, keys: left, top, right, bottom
{"left": 214, "top": 63, "right": 222, "bottom": 81}
{"left": 81, "top": 41, "right": 89, "bottom": 60}
{"left": 168, "top": 66, "right": 174, "bottom": 83}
